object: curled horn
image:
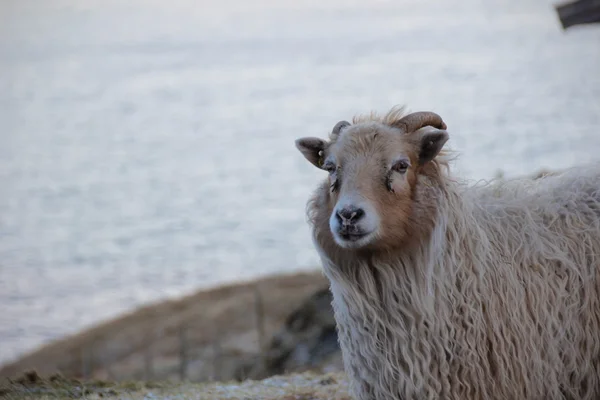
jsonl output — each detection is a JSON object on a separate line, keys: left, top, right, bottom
{"left": 392, "top": 111, "right": 447, "bottom": 133}
{"left": 331, "top": 120, "right": 351, "bottom": 137}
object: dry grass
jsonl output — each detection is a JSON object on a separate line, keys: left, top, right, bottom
{"left": 0, "top": 270, "right": 330, "bottom": 383}
{"left": 1, "top": 370, "right": 350, "bottom": 400}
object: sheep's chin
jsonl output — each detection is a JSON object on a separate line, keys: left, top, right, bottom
{"left": 332, "top": 230, "right": 377, "bottom": 250}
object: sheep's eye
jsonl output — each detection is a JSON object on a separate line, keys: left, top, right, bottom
{"left": 323, "top": 162, "right": 336, "bottom": 174}
{"left": 323, "top": 162, "right": 339, "bottom": 192}
{"left": 392, "top": 160, "right": 410, "bottom": 174}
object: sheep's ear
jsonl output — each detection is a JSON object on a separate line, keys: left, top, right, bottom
{"left": 417, "top": 130, "right": 449, "bottom": 165}
{"left": 295, "top": 137, "right": 328, "bottom": 169}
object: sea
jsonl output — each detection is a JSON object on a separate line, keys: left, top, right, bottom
{"left": 1, "top": 0, "right": 599, "bottom": 364}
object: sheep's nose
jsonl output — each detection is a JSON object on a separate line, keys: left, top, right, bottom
{"left": 336, "top": 206, "right": 365, "bottom": 225}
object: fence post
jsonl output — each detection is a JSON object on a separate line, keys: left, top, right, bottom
{"left": 103, "top": 342, "right": 115, "bottom": 380}
{"left": 254, "top": 284, "right": 266, "bottom": 353}
{"left": 81, "top": 345, "right": 91, "bottom": 380}
{"left": 144, "top": 328, "right": 154, "bottom": 381}
{"left": 212, "top": 324, "right": 222, "bottom": 381}
{"left": 179, "top": 325, "right": 188, "bottom": 381}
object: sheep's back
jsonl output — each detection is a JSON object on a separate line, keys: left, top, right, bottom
{"left": 451, "top": 164, "right": 600, "bottom": 399}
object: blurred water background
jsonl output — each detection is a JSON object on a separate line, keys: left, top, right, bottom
{"left": 1, "top": 0, "right": 599, "bottom": 364}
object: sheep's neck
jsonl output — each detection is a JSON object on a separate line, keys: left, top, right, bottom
{"left": 316, "top": 183, "right": 477, "bottom": 399}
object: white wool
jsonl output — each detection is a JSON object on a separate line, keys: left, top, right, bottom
{"left": 309, "top": 161, "right": 600, "bottom": 400}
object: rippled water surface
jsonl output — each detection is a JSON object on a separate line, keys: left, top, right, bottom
{"left": 1, "top": 0, "right": 599, "bottom": 364}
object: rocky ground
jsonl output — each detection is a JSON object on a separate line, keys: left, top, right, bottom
{"left": 0, "top": 270, "right": 342, "bottom": 384}
{"left": 1, "top": 370, "right": 351, "bottom": 400}
{"left": 1, "top": 270, "right": 348, "bottom": 399}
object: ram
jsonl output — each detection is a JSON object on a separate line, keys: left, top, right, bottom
{"left": 295, "top": 106, "right": 600, "bottom": 400}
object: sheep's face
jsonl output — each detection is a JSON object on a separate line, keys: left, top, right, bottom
{"left": 296, "top": 113, "right": 448, "bottom": 251}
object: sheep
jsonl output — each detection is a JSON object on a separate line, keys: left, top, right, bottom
{"left": 294, "top": 105, "right": 600, "bottom": 400}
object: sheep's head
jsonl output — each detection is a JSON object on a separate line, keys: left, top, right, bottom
{"left": 295, "top": 108, "right": 449, "bottom": 251}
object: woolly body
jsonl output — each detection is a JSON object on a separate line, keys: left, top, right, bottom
{"left": 300, "top": 108, "right": 600, "bottom": 400}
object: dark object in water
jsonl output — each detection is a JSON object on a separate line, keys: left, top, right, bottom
{"left": 555, "top": 0, "right": 600, "bottom": 29}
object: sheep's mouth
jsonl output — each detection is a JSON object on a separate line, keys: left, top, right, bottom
{"left": 334, "top": 230, "right": 376, "bottom": 249}
{"left": 339, "top": 232, "right": 368, "bottom": 242}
